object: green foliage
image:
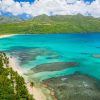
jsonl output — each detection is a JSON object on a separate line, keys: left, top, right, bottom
{"left": 30, "top": 82, "right": 35, "bottom": 87}
{"left": 0, "top": 52, "right": 34, "bottom": 100}
{"left": 0, "top": 14, "right": 100, "bottom": 35}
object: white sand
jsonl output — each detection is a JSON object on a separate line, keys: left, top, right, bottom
{"left": 27, "top": 83, "right": 46, "bottom": 100}
{"left": 9, "top": 56, "right": 47, "bottom": 100}
{"left": 0, "top": 34, "right": 16, "bottom": 38}
{"left": 9, "top": 56, "right": 25, "bottom": 76}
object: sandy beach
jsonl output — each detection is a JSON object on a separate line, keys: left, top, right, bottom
{"left": 0, "top": 34, "right": 16, "bottom": 38}
{"left": 9, "top": 56, "right": 25, "bottom": 76}
{"left": 9, "top": 56, "right": 47, "bottom": 100}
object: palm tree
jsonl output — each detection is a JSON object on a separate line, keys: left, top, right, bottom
{"left": 30, "top": 82, "right": 34, "bottom": 87}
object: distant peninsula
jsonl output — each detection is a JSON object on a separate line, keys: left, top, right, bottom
{"left": 0, "top": 14, "right": 100, "bottom": 35}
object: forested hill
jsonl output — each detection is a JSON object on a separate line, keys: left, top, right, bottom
{"left": 0, "top": 14, "right": 100, "bottom": 34}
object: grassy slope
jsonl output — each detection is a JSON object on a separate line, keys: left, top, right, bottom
{"left": 0, "top": 14, "right": 100, "bottom": 35}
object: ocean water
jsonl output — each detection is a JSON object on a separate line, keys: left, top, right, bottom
{"left": 0, "top": 33, "right": 100, "bottom": 81}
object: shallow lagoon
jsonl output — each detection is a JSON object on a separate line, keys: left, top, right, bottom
{"left": 0, "top": 33, "right": 100, "bottom": 81}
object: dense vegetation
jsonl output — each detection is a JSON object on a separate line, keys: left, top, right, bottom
{"left": 0, "top": 14, "right": 100, "bottom": 35}
{"left": 0, "top": 52, "right": 34, "bottom": 100}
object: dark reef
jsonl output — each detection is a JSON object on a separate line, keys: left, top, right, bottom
{"left": 42, "top": 73, "right": 100, "bottom": 100}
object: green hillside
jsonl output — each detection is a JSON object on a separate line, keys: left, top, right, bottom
{"left": 0, "top": 14, "right": 100, "bottom": 35}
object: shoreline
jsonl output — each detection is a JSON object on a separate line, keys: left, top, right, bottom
{"left": 0, "top": 32, "right": 99, "bottom": 38}
{"left": 9, "top": 56, "right": 25, "bottom": 76}
{"left": 0, "top": 34, "right": 16, "bottom": 38}
{"left": 8, "top": 55, "right": 47, "bottom": 100}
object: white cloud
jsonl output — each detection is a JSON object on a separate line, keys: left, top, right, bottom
{"left": 0, "top": 0, "right": 100, "bottom": 17}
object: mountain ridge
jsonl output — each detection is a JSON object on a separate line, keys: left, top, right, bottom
{"left": 0, "top": 16, "right": 24, "bottom": 24}
{"left": 0, "top": 14, "right": 100, "bottom": 34}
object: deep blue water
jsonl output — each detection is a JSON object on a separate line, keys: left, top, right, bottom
{"left": 0, "top": 33, "right": 100, "bottom": 81}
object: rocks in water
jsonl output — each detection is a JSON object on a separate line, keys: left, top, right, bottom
{"left": 6, "top": 47, "right": 60, "bottom": 65}
{"left": 96, "top": 46, "right": 100, "bottom": 48}
{"left": 46, "top": 55, "right": 60, "bottom": 59}
{"left": 80, "top": 52, "right": 89, "bottom": 55}
{"left": 31, "top": 62, "right": 78, "bottom": 73}
{"left": 92, "top": 54, "right": 100, "bottom": 58}
{"left": 42, "top": 74, "right": 100, "bottom": 100}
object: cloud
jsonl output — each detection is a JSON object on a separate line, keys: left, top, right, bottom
{"left": 0, "top": 0, "right": 100, "bottom": 18}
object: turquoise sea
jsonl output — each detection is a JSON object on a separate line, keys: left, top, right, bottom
{"left": 0, "top": 33, "right": 100, "bottom": 81}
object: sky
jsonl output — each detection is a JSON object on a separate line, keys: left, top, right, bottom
{"left": 15, "top": 0, "right": 35, "bottom": 3}
{"left": 0, "top": 0, "right": 100, "bottom": 19}
{"left": 15, "top": 0, "right": 94, "bottom": 2}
